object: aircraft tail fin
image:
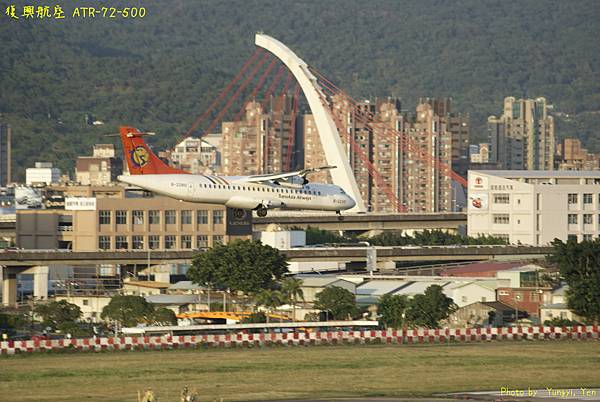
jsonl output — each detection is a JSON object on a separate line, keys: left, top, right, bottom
{"left": 119, "top": 126, "right": 188, "bottom": 175}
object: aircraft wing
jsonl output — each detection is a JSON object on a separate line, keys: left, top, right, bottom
{"left": 243, "top": 165, "right": 336, "bottom": 184}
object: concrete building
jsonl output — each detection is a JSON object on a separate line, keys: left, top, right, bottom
{"left": 402, "top": 101, "right": 453, "bottom": 212}
{"left": 16, "top": 184, "right": 252, "bottom": 251}
{"left": 487, "top": 97, "right": 555, "bottom": 170}
{"left": 221, "top": 95, "right": 296, "bottom": 176}
{"left": 467, "top": 170, "right": 600, "bottom": 245}
{"left": 540, "top": 284, "right": 582, "bottom": 323}
{"left": 123, "top": 280, "right": 169, "bottom": 296}
{"left": 170, "top": 137, "right": 221, "bottom": 174}
{"left": 420, "top": 98, "right": 470, "bottom": 178}
{"left": 496, "top": 286, "right": 552, "bottom": 322}
{"left": 556, "top": 138, "right": 600, "bottom": 171}
{"left": 54, "top": 294, "right": 111, "bottom": 323}
{"left": 76, "top": 144, "right": 123, "bottom": 185}
{"left": 26, "top": 162, "right": 61, "bottom": 186}
{"left": 470, "top": 143, "right": 490, "bottom": 164}
{"left": 0, "top": 123, "right": 12, "bottom": 186}
{"left": 448, "top": 301, "right": 520, "bottom": 328}
{"left": 305, "top": 97, "right": 457, "bottom": 213}
{"left": 297, "top": 276, "right": 356, "bottom": 305}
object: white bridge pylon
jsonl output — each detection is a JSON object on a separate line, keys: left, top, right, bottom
{"left": 255, "top": 33, "right": 366, "bottom": 213}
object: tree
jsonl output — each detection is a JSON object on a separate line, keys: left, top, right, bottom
{"left": 101, "top": 295, "right": 155, "bottom": 328}
{"left": 255, "top": 290, "right": 285, "bottom": 324}
{"left": 241, "top": 312, "right": 267, "bottom": 324}
{"left": 281, "top": 278, "right": 304, "bottom": 321}
{"left": 548, "top": 239, "right": 600, "bottom": 324}
{"left": 187, "top": 240, "right": 288, "bottom": 293}
{"left": 405, "top": 285, "right": 456, "bottom": 328}
{"left": 378, "top": 294, "right": 409, "bottom": 329}
{"left": 314, "top": 286, "right": 358, "bottom": 320}
{"left": 151, "top": 307, "right": 177, "bottom": 326}
{"left": 34, "top": 300, "right": 81, "bottom": 330}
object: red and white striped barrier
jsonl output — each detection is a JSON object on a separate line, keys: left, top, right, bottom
{"left": 1, "top": 326, "right": 597, "bottom": 355}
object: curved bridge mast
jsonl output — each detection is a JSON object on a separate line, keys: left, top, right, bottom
{"left": 255, "top": 33, "right": 366, "bottom": 213}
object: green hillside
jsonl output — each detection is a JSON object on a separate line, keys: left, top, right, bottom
{"left": 1, "top": 0, "right": 598, "bottom": 179}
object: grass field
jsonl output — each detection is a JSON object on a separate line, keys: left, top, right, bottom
{"left": 1, "top": 342, "right": 599, "bottom": 402}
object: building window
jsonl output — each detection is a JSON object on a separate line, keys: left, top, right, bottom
{"left": 132, "top": 235, "right": 144, "bottom": 250}
{"left": 493, "top": 194, "right": 510, "bottom": 204}
{"left": 568, "top": 193, "right": 578, "bottom": 205}
{"left": 133, "top": 210, "right": 144, "bottom": 225}
{"left": 82, "top": 299, "right": 89, "bottom": 306}
{"left": 115, "top": 236, "right": 128, "bottom": 250}
{"left": 584, "top": 194, "right": 593, "bottom": 204}
{"left": 213, "top": 235, "right": 224, "bottom": 245}
{"left": 197, "top": 235, "right": 208, "bottom": 248}
{"left": 213, "top": 210, "right": 223, "bottom": 225}
{"left": 568, "top": 214, "right": 578, "bottom": 224}
{"left": 181, "top": 210, "right": 192, "bottom": 224}
{"left": 567, "top": 234, "right": 578, "bottom": 242}
{"left": 99, "top": 210, "right": 111, "bottom": 225}
{"left": 583, "top": 234, "right": 593, "bottom": 241}
{"left": 149, "top": 210, "right": 160, "bottom": 225}
{"left": 493, "top": 214, "right": 510, "bottom": 224}
{"left": 181, "top": 235, "right": 192, "bottom": 249}
{"left": 197, "top": 210, "right": 208, "bottom": 225}
{"left": 99, "top": 236, "right": 110, "bottom": 250}
{"left": 148, "top": 235, "right": 160, "bottom": 249}
{"left": 584, "top": 214, "right": 593, "bottom": 224}
{"left": 165, "top": 235, "right": 176, "bottom": 249}
{"left": 116, "top": 210, "right": 127, "bottom": 225}
{"left": 165, "top": 210, "right": 176, "bottom": 225}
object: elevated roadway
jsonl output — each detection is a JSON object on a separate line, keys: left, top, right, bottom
{"left": 0, "top": 244, "right": 550, "bottom": 266}
{"left": 253, "top": 212, "right": 467, "bottom": 233}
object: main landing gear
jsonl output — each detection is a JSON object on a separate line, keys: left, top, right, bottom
{"left": 256, "top": 206, "right": 268, "bottom": 217}
{"left": 336, "top": 210, "right": 344, "bottom": 221}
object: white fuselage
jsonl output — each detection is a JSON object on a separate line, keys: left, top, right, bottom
{"left": 118, "top": 174, "right": 356, "bottom": 212}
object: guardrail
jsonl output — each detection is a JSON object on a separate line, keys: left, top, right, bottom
{"left": 1, "top": 326, "right": 597, "bottom": 355}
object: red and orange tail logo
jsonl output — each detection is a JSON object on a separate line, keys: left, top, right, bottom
{"left": 119, "top": 126, "right": 189, "bottom": 175}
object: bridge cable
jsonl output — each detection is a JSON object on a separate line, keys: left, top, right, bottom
{"left": 182, "top": 49, "right": 262, "bottom": 141}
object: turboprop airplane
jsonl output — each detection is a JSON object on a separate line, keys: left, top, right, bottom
{"left": 116, "top": 126, "right": 356, "bottom": 216}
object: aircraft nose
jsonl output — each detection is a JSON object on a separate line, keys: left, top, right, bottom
{"left": 346, "top": 195, "right": 356, "bottom": 209}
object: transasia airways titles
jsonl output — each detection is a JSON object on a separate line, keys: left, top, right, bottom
{"left": 116, "top": 126, "right": 356, "bottom": 216}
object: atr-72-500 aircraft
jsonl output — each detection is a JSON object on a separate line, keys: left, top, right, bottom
{"left": 116, "top": 126, "right": 356, "bottom": 216}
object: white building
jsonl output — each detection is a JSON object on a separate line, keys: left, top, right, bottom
{"left": 26, "top": 162, "right": 61, "bottom": 186}
{"left": 468, "top": 170, "right": 600, "bottom": 245}
{"left": 171, "top": 137, "right": 221, "bottom": 174}
{"left": 540, "top": 284, "right": 582, "bottom": 323}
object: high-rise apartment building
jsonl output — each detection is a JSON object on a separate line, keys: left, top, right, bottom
{"left": 488, "top": 97, "right": 555, "bottom": 170}
{"left": 304, "top": 97, "right": 455, "bottom": 213}
{"left": 0, "top": 123, "right": 12, "bottom": 186}
{"left": 401, "top": 101, "right": 453, "bottom": 212}
{"left": 221, "top": 95, "right": 295, "bottom": 176}
{"left": 418, "top": 98, "right": 469, "bottom": 177}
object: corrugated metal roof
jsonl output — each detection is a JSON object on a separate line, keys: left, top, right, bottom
{"left": 392, "top": 281, "right": 451, "bottom": 296}
{"left": 356, "top": 280, "right": 411, "bottom": 296}
{"left": 145, "top": 294, "right": 199, "bottom": 305}
{"left": 124, "top": 280, "right": 171, "bottom": 289}
{"left": 442, "top": 261, "right": 527, "bottom": 276}
{"left": 299, "top": 276, "right": 352, "bottom": 288}
{"left": 169, "top": 281, "right": 206, "bottom": 290}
